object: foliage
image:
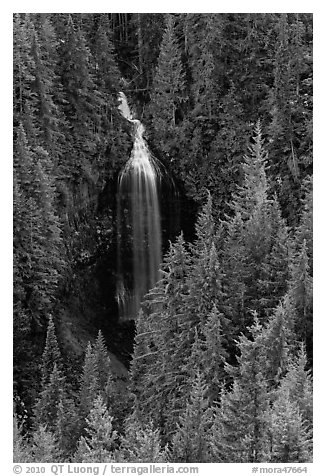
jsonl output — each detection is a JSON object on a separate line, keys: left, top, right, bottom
{"left": 171, "top": 371, "right": 212, "bottom": 463}
{"left": 13, "top": 415, "right": 32, "bottom": 463}
{"left": 74, "top": 395, "right": 117, "bottom": 463}
{"left": 210, "top": 320, "right": 271, "bottom": 463}
{"left": 269, "top": 387, "right": 312, "bottom": 462}
{"left": 30, "top": 425, "right": 59, "bottom": 463}
{"left": 13, "top": 13, "right": 313, "bottom": 464}
{"left": 117, "top": 414, "right": 168, "bottom": 462}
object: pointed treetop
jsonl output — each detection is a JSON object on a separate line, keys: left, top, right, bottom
{"left": 231, "top": 120, "right": 269, "bottom": 218}
{"left": 194, "top": 190, "right": 215, "bottom": 250}
{"left": 40, "top": 315, "right": 62, "bottom": 386}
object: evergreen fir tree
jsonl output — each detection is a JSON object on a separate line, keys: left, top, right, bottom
{"left": 184, "top": 14, "right": 219, "bottom": 122}
{"left": 192, "top": 191, "right": 215, "bottom": 254}
{"left": 258, "top": 296, "right": 297, "bottom": 387}
{"left": 74, "top": 395, "right": 117, "bottom": 463}
{"left": 288, "top": 239, "right": 313, "bottom": 349}
{"left": 91, "top": 14, "right": 121, "bottom": 96}
{"left": 31, "top": 425, "right": 59, "bottom": 463}
{"left": 117, "top": 414, "right": 168, "bottom": 463}
{"left": 129, "top": 309, "right": 154, "bottom": 412}
{"left": 93, "top": 330, "right": 112, "bottom": 396}
{"left": 148, "top": 14, "right": 187, "bottom": 157}
{"left": 55, "top": 395, "right": 80, "bottom": 460}
{"left": 130, "top": 234, "right": 191, "bottom": 436}
{"left": 185, "top": 193, "right": 227, "bottom": 332}
{"left": 34, "top": 363, "right": 66, "bottom": 432}
{"left": 13, "top": 175, "right": 33, "bottom": 366}
{"left": 13, "top": 415, "right": 32, "bottom": 463}
{"left": 199, "top": 305, "right": 228, "bottom": 402}
{"left": 211, "top": 320, "right": 271, "bottom": 462}
{"left": 86, "top": 13, "right": 124, "bottom": 170}
{"left": 231, "top": 119, "right": 269, "bottom": 219}
{"left": 92, "top": 330, "right": 130, "bottom": 433}
{"left": 221, "top": 211, "right": 248, "bottom": 335}
{"left": 55, "top": 13, "right": 104, "bottom": 202}
{"left": 295, "top": 175, "right": 313, "bottom": 269}
{"left": 79, "top": 343, "right": 99, "bottom": 422}
{"left": 223, "top": 121, "right": 293, "bottom": 325}
{"left": 13, "top": 14, "right": 36, "bottom": 129}
{"left": 267, "top": 14, "right": 312, "bottom": 223}
{"left": 269, "top": 387, "right": 312, "bottom": 462}
{"left": 14, "top": 123, "right": 64, "bottom": 321}
{"left": 171, "top": 371, "right": 212, "bottom": 463}
{"left": 207, "top": 84, "right": 250, "bottom": 215}
{"left": 257, "top": 198, "right": 291, "bottom": 315}
{"left": 278, "top": 343, "right": 313, "bottom": 430}
{"left": 28, "top": 16, "right": 65, "bottom": 159}
{"left": 40, "top": 315, "right": 62, "bottom": 387}
{"left": 223, "top": 121, "right": 271, "bottom": 324}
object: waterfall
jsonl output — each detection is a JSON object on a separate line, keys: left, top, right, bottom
{"left": 116, "top": 93, "right": 162, "bottom": 320}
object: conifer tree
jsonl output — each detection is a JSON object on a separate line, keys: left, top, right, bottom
{"left": 148, "top": 14, "right": 187, "bottom": 156}
{"left": 131, "top": 196, "right": 229, "bottom": 441}
{"left": 288, "top": 239, "right": 313, "bottom": 349}
{"left": 223, "top": 121, "right": 293, "bottom": 325}
{"left": 258, "top": 296, "right": 296, "bottom": 386}
{"left": 192, "top": 191, "right": 215, "bottom": 253}
{"left": 79, "top": 343, "right": 100, "bottom": 422}
{"left": 87, "top": 14, "right": 124, "bottom": 167}
{"left": 92, "top": 330, "right": 130, "bottom": 432}
{"left": 130, "top": 234, "right": 191, "bottom": 436}
{"left": 129, "top": 309, "right": 154, "bottom": 412}
{"left": 295, "top": 175, "right": 313, "bottom": 269}
{"left": 206, "top": 83, "right": 250, "bottom": 214}
{"left": 211, "top": 320, "right": 271, "bottom": 462}
{"left": 29, "top": 16, "right": 65, "bottom": 158}
{"left": 267, "top": 14, "right": 312, "bottom": 222}
{"left": 186, "top": 242, "right": 225, "bottom": 329}
{"left": 185, "top": 193, "right": 227, "bottom": 331}
{"left": 178, "top": 15, "right": 221, "bottom": 202}
{"left": 269, "top": 387, "right": 312, "bottom": 462}
{"left": 171, "top": 371, "right": 212, "bottom": 463}
{"left": 40, "top": 315, "right": 62, "bottom": 386}
{"left": 13, "top": 14, "right": 36, "bottom": 128}
{"left": 34, "top": 363, "right": 66, "bottom": 432}
{"left": 55, "top": 13, "right": 104, "bottom": 201}
{"left": 231, "top": 119, "right": 269, "bottom": 219}
{"left": 199, "top": 305, "right": 228, "bottom": 402}
{"left": 55, "top": 395, "right": 80, "bottom": 460}
{"left": 184, "top": 14, "right": 219, "bottom": 122}
{"left": 74, "top": 395, "right": 117, "bottom": 463}
{"left": 13, "top": 175, "right": 33, "bottom": 351}
{"left": 93, "top": 330, "right": 112, "bottom": 396}
{"left": 221, "top": 211, "right": 248, "bottom": 334}
{"left": 30, "top": 425, "right": 59, "bottom": 463}
{"left": 13, "top": 415, "right": 32, "bottom": 463}
{"left": 226, "top": 122, "right": 272, "bottom": 323}
{"left": 278, "top": 343, "right": 313, "bottom": 430}
{"left": 118, "top": 415, "right": 168, "bottom": 463}
{"left": 257, "top": 198, "right": 291, "bottom": 315}
{"left": 91, "top": 14, "right": 121, "bottom": 96}
{"left": 14, "top": 124, "right": 64, "bottom": 321}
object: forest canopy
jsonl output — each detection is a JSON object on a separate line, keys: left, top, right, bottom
{"left": 13, "top": 13, "right": 313, "bottom": 464}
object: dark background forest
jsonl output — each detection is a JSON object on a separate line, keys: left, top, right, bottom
{"left": 13, "top": 12, "right": 313, "bottom": 463}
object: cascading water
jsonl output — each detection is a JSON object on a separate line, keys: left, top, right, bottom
{"left": 116, "top": 93, "right": 162, "bottom": 320}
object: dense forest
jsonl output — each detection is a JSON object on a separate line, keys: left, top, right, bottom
{"left": 13, "top": 13, "right": 313, "bottom": 463}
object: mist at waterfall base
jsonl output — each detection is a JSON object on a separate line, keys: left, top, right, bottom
{"left": 116, "top": 93, "right": 166, "bottom": 321}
